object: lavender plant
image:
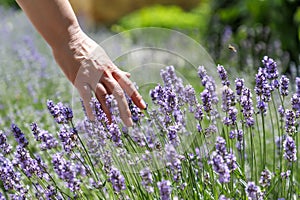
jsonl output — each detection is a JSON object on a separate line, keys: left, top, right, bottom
{"left": 0, "top": 56, "right": 299, "bottom": 200}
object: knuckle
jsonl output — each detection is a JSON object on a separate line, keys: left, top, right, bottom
{"left": 113, "top": 89, "right": 125, "bottom": 99}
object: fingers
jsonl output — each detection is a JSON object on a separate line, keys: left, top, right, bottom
{"left": 112, "top": 70, "right": 147, "bottom": 110}
{"left": 95, "top": 83, "right": 112, "bottom": 123}
{"left": 102, "top": 75, "right": 133, "bottom": 127}
{"left": 77, "top": 83, "right": 94, "bottom": 121}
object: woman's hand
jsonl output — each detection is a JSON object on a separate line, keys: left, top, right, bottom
{"left": 53, "top": 31, "right": 146, "bottom": 126}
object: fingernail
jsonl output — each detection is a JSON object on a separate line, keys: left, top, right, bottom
{"left": 140, "top": 99, "right": 147, "bottom": 109}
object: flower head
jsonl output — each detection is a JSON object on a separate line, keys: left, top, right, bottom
{"left": 157, "top": 180, "right": 172, "bottom": 200}
{"left": 108, "top": 167, "right": 126, "bottom": 193}
{"left": 283, "top": 136, "right": 297, "bottom": 162}
{"left": 140, "top": 167, "right": 154, "bottom": 193}
{"left": 279, "top": 75, "right": 289, "bottom": 96}
{"left": 259, "top": 169, "right": 272, "bottom": 188}
{"left": 262, "top": 56, "right": 278, "bottom": 80}
{"left": 217, "top": 64, "right": 230, "bottom": 86}
{"left": 11, "top": 124, "right": 28, "bottom": 147}
{"left": 47, "top": 100, "right": 73, "bottom": 124}
{"left": 246, "top": 182, "right": 262, "bottom": 200}
{"left": 31, "top": 122, "right": 58, "bottom": 150}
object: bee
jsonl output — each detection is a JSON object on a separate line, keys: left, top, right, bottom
{"left": 228, "top": 44, "right": 237, "bottom": 53}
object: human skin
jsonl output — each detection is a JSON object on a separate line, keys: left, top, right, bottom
{"left": 16, "top": 0, "right": 146, "bottom": 126}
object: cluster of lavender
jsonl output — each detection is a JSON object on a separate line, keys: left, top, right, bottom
{"left": 0, "top": 55, "right": 299, "bottom": 199}
{"left": 210, "top": 137, "right": 237, "bottom": 183}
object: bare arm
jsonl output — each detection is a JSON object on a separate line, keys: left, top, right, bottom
{"left": 16, "top": 0, "right": 146, "bottom": 126}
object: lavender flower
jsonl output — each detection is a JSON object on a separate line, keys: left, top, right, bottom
{"left": 222, "top": 87, "right": 236, "bottom": 112}
{"left": 108, "top": 123, "right": 123, "bottom": 147}
{"left": 108, "top": 167, "right": 126, "bottom": 193}
{"left": 219, "top": 195, "right": 229, "bottom": 200}
{"left": 157, "top": 180, "right": 172, "bottom": 200}
{"left": 259, "top": 169, "right": 272, "bottom": 188}
{"left": 278, "top": 105, "right": 285, "bottom": 118}
{"left": 131, "top": 127, "right": 146, "bottom": 147}
{"left": 229, "top": 130, "right": 236, "bottom": 139}
{"left": 13, "top": 146, "right": 44, "bottom": 178}
{"left": 254, "top": 67, "right": 267, "bottom": 97}
{"left": 165, "top": 144, "right": 183, "bottom": 182}
{"left": 215, "top": 136, "right": 227, "bottom": 156}
{"left": 0, "top": 154, "right": 24, "bottom": 192}
{"left": 198, "top": 66, "right": 219, "bottom": 105}
{"left": 235, "top": 78, "right": 244, "bottom": 96}
{"left": 0, "top": 131, "right": 12, "bottom": 154}
{"left": 296, "top": 77, "right": 300, "bottom": 95}
{"left": 217, "top": 64, "right": 230, "bottom": 86}
{"left": 45, "top": 184, "right": 61, "bottom": 200}
{"left": 223, "top": 107, "right": 238, "bottom": 126}
{"left": 279, "top": 75, "right": 289, "bottom": 96}
{"left": 167, "top": 126, "right": 180, "bottom": 146}
{"left": 204, "top": 125, "right": 218, "bottom": 136}
{"left": 241, "top": 88, "right": 254, "bottom": 126}
{"left": 210, "top": 152, "right": 230, "bottom": 183}
{"left": 52, "top": 153, "right": 81, "bottom": 192}
{"left": 58, "top": 126, "right": 78, "bottom": 153}
{"left": 194, "top": 104, "right": 204, "bottom": 121}
{"left": 90, "top": 97, "right": 109, "bottom": 123}
{"left": 30, "top": 123, "right": 58, "bottom": 150}
{"left": 184, "top": 85, "right": 198, "bottom": 112}
{"left": 246, "top": 182, "right": 262, "bottom": 200}
{"left": 262, "top": 56, "right": 278, "bottom": 80}
{"left": 225, "top": 151, "right": 237, "bottom": 171}
{"left": 140, "top": 167, "right": 154, "bottom": 193}
{"left": 47, "top": 100, "right": 73, "bottom": 124}
{"left": 285, "top": 110, "right": 296, "bottom": 135}
{"left": 291, "top": 93, "right": 300, "bottom": 117}
{"left": 280, "top": 170, "right": 291, "bottom": 179}
{"left": 11, "top": 124, "right": 28, "bottom": 147}
{"left": 0, "top": 192, "right": 6, "bottom": 200}
{"left": 210, "top": 137, "right": 237, "bottom": 183}
{"left": 201, "top": 89, "right": 212, "bottom": 113}
{"left": 254, "top": 68, "right": 270, "bottom": 113}
{"left": 283, "top": 136, "right": 297, "bottom": 162}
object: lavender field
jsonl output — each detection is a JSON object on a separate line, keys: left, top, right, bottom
{"left": 0, "top": 7, "right": 300, "bottom": 200}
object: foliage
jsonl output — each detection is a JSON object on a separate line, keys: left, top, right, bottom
{"left": 113, "top": 3, "right": 209, "bottom": 37}
{"left": 0, "top": 0, "right": 19, "bottom": 8}
{"left": 205, "top": 0, "right": 300, "bottom": 77}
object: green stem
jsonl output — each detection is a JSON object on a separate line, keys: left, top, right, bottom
{"left": 255, "top": 114, "right": 263, "bottom": 172}
{"left": 261, "top": 113, "right": 266, "bottom": 170}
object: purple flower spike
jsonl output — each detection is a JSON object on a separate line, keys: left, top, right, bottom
{"left": 157, "top": 180, "right": 172, "bottom": 200}
{"left": 31, "top": 123, "right": 58, "bottom": 150}
{"left": 0, "top": 131, "right": 12, "bottom": 154}
{"left": 235, "top": 78, "right": 244, "bottom": 96}
{"left": 259, "top": 169, "right": 272, "bottom": 188}
{"left": 108, "top": 167, "right": 126, "bottom": 193}
{"left": 140, "top": 167, "right": 154, "bottom": 193}
{"left": 279, "top": 75, "right": 289, "bottom": 96}
{"left": 246, "top": 182, "right": 263, "bottom": 200}
{"left": 217, "top": 64, "right": 230, "bottom": 86}
{"left": 283, "top": 136, "right": 297, "bottom": 162}
{"left": 262, "top": 56, "right": 278, "bottom": 80}
{"left": 11, "top": 124, "right": 28, "bottom": 147}
{"left": 47, "top": 100, "right": 73, "bottom": 124}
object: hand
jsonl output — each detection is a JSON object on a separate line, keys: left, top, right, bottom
{"left": 53, "top": 31, "right": 146, "bottom": 126}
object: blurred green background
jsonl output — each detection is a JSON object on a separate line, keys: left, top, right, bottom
{"left": 1, "top": 0, "right": 300, "bottom": 77}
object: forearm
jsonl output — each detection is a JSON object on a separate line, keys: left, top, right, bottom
{"left": 16, "top": 0, "right": 82, "bottom": 50}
